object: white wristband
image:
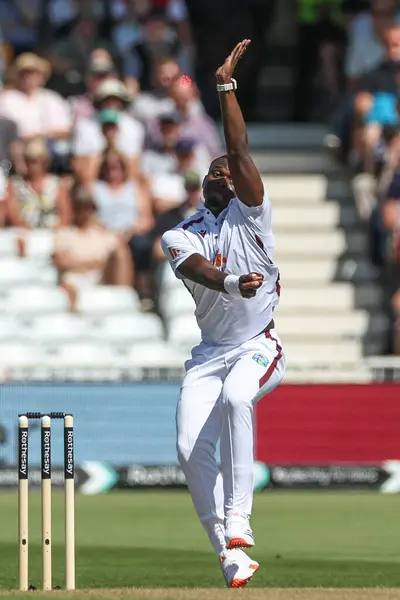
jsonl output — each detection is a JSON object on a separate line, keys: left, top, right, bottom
{"left": 216, "top": 78, "right": 237, "bottom": 93}
{"left": 223, "top": 274, "right": 241, "bottom": 296}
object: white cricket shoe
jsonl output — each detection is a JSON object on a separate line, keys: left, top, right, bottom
{"left": 225, "top": 510, "right": 255, "bottom": 549}
{"left": 220, "top": 548, "right": 259, "bottom": 588}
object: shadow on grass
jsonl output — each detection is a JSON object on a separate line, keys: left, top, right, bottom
{"left": 1, "top": 543, "right": 400, "bottom": 589}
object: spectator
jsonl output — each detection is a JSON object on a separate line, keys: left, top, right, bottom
{"left": 355, "top": 25, "right": 400, "bottom": 133}
{"left": 52, "top": 184, "right": 133, "bottom": 312}
{"left": 147, "top": 75, "right": 222, "bottom": 157}
{"left": 169, "top": 76, "right": 221, "bottom": 156}
{"left": 72, "top": 79, "right": 144, "bottom": 185}
{"left": 349, "top": 26, "right": 400, "bottom": 175}
{"left": 92, "top": 148, "right": 154, "bottom": 299}
{"left": 345, "top": 0, "right": 400, "bottom": 88}
{"left": 142, "top": 111, "right": 210, "bottom": 176}
{"left": 122, "top": 8, "right": 184, "bottom": 94}
{"left": 70, "top": 50, "right": 117, "bottom": 121}
{"left": 133, "top": 57, "right": 180, "bottom": 122}
{"left": 152, "top": 169, "right": 200, "bottom": 265}
{"left": 46, "top": 5, "right": 115, "bottom": 97}
{"left": 6, "top": 139, "right": 71, "bottom": 237}
{"left": 0, "top": 53, "right": 72, "bottom": 145}
{"left": 174, "top": 138, "right": 208, "bottom": 177}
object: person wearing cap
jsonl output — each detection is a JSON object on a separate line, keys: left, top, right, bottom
{"left": 52, "top": 183, "right": 133, "bottom": 311}
{"left": 6, "top": 139, "right": 71, "bottom": 248}
{"left": 72, "top": 78, "right": 145, "bottom": 186}
{"left": 143, "top": 111, "right": 210, "bottom": 175}
{"left": 0, "top": 53, "right": 72, "bottom": 143}
{"left": 152, "top": 169, "right": 201, "bottom": 266}
{"left": 70, "top": 49, "right": 117, "bottom": 121}
{"left": 147, "top": 74, "right": 222, "bottom": 159}
{"left": 142, "top": 110, "right": 181, "bottom": 174}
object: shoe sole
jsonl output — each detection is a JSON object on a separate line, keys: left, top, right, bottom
{"left": 230, "top": 564, "right": 259, "bottom": 588}
{"left": 226, "top": 537, "right": 254, "bottom": 550}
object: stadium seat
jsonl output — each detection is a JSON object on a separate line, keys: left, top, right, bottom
{"left": 42, "top": 342, "right": 121, "bottom": 366}
{"left": 0, "top": 258, "right": 57, "bottom": 287}
{"left": 89, "top": 313, "right": 164, "bottom": 343}
{"left": 125, "top": 341, "right": 187, "bottom": 367}
{"left": 24, "top": 314, "right": 90, "bottom": 343}
{"left": 168, "top": 315, "right": 201, "bottom": 351}
{"left": 0, "top": 342, "right": 39, "bottom": 367}
{"left": 284, "top": 342, "right": 361, "bottom": 365}
{"left": 24, "top": 230, "right": 53, "bottom": 259}
{"left": 78, "top": 286, "right": 140, "bottom": 315}
{"left": 276, "top": 284, "right": 354, "bottom": 312}
{"left": 161, "top": 287, "right": 195, "bottom": 319}
{"left": 0, "top": 230, "right": 16, "bottom": 256}
{"left": 6, "top": 285, "right": 69, "bottom": 314}
{"left": 0, "top": 318, "right": 22, "bottom": 341}
{"left": 277, "top": 312, "right": 368, "bottom": 339}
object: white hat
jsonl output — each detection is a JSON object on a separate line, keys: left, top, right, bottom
{"left": 94, "top": 79, "right": 130, "bottom": 106}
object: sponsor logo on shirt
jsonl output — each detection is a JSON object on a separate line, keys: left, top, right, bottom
{"left": 168, "top": 247, "right": 181, "bottom": 259}
{"left": 252, "top": 353, "right": 269, "bottom": 368}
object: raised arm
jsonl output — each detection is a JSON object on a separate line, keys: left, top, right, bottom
{"left": 216, "top": 40, "right": 264, "bottom": 207}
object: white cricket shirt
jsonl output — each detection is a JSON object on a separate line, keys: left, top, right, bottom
{"left": 161, "top": 194, "right": 280, "bottom": 347}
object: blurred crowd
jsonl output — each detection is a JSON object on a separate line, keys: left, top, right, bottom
{"left": 0, "top": 0, "right": 229, "bottom": 313}
{"left": 308, "top": 0, "right": 400, "bottom": 354}
{"left": 4, "top": 0, "right": 400, "bottom": 355}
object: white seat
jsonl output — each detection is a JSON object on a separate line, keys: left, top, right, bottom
{"left": 0, "top": 342, "right": 40, "bottom": 367}
{"left": 284, "top": 342, "right": 361, "bottom": 365}
{"left": 25, "top": 314, "right": 89, "bottom": 343}
{"left": 0, "top": 258, "right": 57, "bottom": 287}
{"left": 0, "top": 230, "right": 17, "bottom": 256}
{"left": 6, "top": 286, "right": 69, "bottom": 314}
{"left": 43, "top": 342, "right": 120, "bottom": 367}
{"left": 277, "top": 312, "right": 368, "bottom": 339}
{"left": 276, "top": 284, "right": 354, "bottom": 312}
{"left": 24, "top": 230, "right": 53, "bottom": 259}
{"left": 125, "top": 341, "right": 187, "bottom": 367}
{"left": 262, "top": 175, "right": 326, "bottom": 203}
{"left": 161, "top": 287, "right": 195, "bottom": 319}
{"left": 78, "top": 286, "right": 140, "bottom": 315}
{"left": 0, "top": 318, "right": 22, "bottom": 341}
{"left": 168, "top": 315, "right": 201, "bottom": 351}
{"left": 89, "top": 313, "right": 164, "bottom": 343}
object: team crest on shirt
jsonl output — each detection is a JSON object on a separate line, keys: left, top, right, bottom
{"left": 168, "top": 247, "right": 181, "bottom": 259}
{"left": 252, "top": 353, "right": 269, "bottom": 368}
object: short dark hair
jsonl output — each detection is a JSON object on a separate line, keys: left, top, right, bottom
{"left": 209, "top": 155, "right": 228, "bottom": 171}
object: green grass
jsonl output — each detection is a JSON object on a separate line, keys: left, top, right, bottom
{"left": 0, "top": 490, "right": 400, "bottom": 592}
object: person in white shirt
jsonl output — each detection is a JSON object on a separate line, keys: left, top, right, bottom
{"left": 71, "top": 78, "right": 144, "bottom": 185}
{"left": 162, "top": 40, "right": 285, "bottom": 588}
{"left": 0, "top": 53, "right": 71, "bottom": 142}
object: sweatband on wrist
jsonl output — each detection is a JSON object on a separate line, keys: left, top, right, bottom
{"left": 223, "top": 274, "right": 241, "bottom": 296}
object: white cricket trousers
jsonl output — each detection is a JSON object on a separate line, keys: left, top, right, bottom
{"left": 176, "top": 328, "right": 285, "bottom": 556}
